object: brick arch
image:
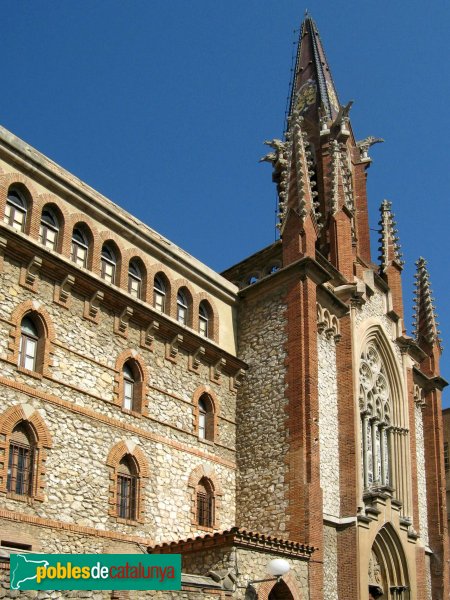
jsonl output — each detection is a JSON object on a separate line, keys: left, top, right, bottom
{"left": 187, "top": 464, "right": 223, "bottom": 495}
{"left": 0, "top": 403, "right": 53, "bottom": 501}
{"left": 113, "top": 349, "right": 149, "bottom": 415}
{"left": 122, "top": 249, "right": 149, "bottom": 302}
{"left": 106, "top": 440, "right": 149, "bottom": 524}
{"left": 173, "top": 278, "right": 195, "bottom": 327}
{"left": 106, "top": 440, "right": 150, "bottom": 477}
{"left": 187, "top": 464, "right": 223, "bottom": 530}
{"left": 258, "top": 572, "right": 302, "bottom": 600}
{"left": 34, "top": 193, "right": 70, "bottom": 252}
{"left": 194, "top": 292, "right": 219, "bottom": 342}
{"left": 63, "top": 213, "right": 100, "bottom": 270}
{"left": 9, "top": 300, "right": 56, "bottom": 377}
{"left": 0, "top": 173, "right": 40, "bottom": 235}
{"left": 98, "top": 231, "right": 126, "bottom": 287}
{"left": 147, "top": 263, "right": 174, "bottom": 315}
{"left": 192, "top": 385, "right": 220, "bottom": 441}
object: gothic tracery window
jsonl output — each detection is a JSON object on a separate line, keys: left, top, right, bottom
{"left": 359, "top": 343, "right": 391, "bottom": 491}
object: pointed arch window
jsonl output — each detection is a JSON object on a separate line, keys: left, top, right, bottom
{"left": 39, "top": 209, "right": 59, "bottom": 250}
{"left": 101, "top": 244, "right": 116, "bottom": 284}
{"left": 4, "top": 189, "right": 27, "bottom": 232}
{"left": 199, "top": 302, "right": 209, "bottom": 338}
{"left": 71, "top": 228, "right": 89, "bottom": 268}
{"left": 116, "top": 456, "right": 137, "bottom": 520}
{"left": 19, "top": 317, "right": 39, "bottom": 372}
{"left": 154, "top": 276, "right": 166, "bottom": 313}
{"left": 128, "top": 261, "right": 142, "bottom": 299}
{"left": 196, "top": 477, "right": 214, "bottom": 528}
{"left": 177, "top": 290, "right": 188, "bottom": 325}
{"left": 7, "top": 423, "right": 35, "bottom": 496}
{"left": 359, "top": 344, "right": 391, "bottom": 491}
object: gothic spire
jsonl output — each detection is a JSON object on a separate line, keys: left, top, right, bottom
{"left": 378, "top": 200, "right": 404, "bottom": 272}
{"left": 289, "top": 15, "right": 340, "bottom": 125}
{"left": 412, "top": 258, "right": 442, "bottom": 349}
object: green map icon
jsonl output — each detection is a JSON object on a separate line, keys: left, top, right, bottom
{"left": 10, "top": 554, "right": 49, "bottom": 590}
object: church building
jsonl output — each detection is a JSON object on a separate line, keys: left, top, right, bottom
{"left": 0, "top": 14, "right": 447, "bottom": 600}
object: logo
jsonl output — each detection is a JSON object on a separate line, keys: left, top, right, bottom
{"left": 10, "top": 554, "right": 181, "bottom": 591}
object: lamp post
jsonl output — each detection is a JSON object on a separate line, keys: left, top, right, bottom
{"left": 245, "top": 559, "right": 290, "bottom": 599}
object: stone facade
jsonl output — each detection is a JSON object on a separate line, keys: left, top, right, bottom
{"left": 235, "top": 286, "right": 289, "bottom": 536}
{"left": 0, "top": 11, "right": 448, "bottom": 600}
{"left": 317, "top": 330, "right": 339, "bottom": 518}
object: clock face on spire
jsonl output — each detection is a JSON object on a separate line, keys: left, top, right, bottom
{"left": 295, "top": 79, "right": 317, "bottom": 113}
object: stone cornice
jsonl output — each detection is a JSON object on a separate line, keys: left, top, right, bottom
{"left": 0, "top": 126, "right": 237, "bottom": 304}
{"left": 413, "top": 367, "right": 448, "bottom": 392}
{"left": 396, "top": 335, "right": 427, "bottom": 363}
{"left": 0, "top": 225, "right": 246, "bottom": 375}
{"left": 317, "top": 284, "right": 349, "bottom": 318}
{"left": 149, "top": 527, "right": 315, "bottom": 559}
{"left": 238, "top": 256, "right": 330, "bottom": 300}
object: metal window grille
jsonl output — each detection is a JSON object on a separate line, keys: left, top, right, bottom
{"left": 197, "top": 489, "right": 214, "bottom": 527}
{"left": 7, "top": 442, "right": 33, "bottom": 495}
{"left": 117, "top": 474, "right": 137, "bottom": 520}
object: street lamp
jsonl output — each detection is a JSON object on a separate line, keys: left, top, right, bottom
{"left": 245, "top": 559, "right": 291, "bottom": 599}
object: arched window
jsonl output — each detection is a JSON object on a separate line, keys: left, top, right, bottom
{"left": 7, "top": 423, "right": 35, "bottom": 496}
{"left": 154, "top": 276, "right": 166, "bottom": 313}
{"left": 39, "top": 209, "right": 59, "bottom": 250}
{"left": 128, "top": 261, "right": 142, "bottom": 299}
{"left": 123, "top": 362, "right": 135, "bottom": 411}
{"left": 199, "top": 302, "right": 209, "bottom": 338}
{"left": 19, "top": 317, "right": 39, "bottom": 372}
{"left": 198, "top": 393, "right": 214, "bottom": 441}
{"left": 4, "top": 188, "right": 27, "bottom": 232}
{"left": 359, "top": 343, "right": 391, "bottom": 490}
{"left": 71, "top": 228, "right": 89, "bottom": 268}
{"left": 196, "top": 477, "right": 214, "bottom": 528}
{"left": 101, "top": 244, "right": 116, "bottom": 284}
{"left": 116, "top": 456, "right": 137, "bottom": 520}
{"left": 177, "top": 290, "right": 188, "bottom": 325}
{"left": 120, "top": 359, "right": 144, "bottom": 413}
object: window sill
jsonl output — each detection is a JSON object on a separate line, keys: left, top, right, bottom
{"left": 115, "top": 517, "right": 139, "bottom": 527}
{"left": 17, "top": 366, "right": 43, "bottom": 380}
{"left": 194, "top": 524, "right": 216, "bottom": 533}
{"left": 121, "top": 408, "right": 142, "bottom": 418}
{"left": 198, "top": 437, "right": 214, "bottom": 446}
{"left": 6, "top": 492, "right": 41, "bottom": 504}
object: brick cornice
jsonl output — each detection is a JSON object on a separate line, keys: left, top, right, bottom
{"left": 0, "top": 375, "right": 236, "bottom": 470}
{"left": 0, "top": 509, "right": 152, "bottom": 545}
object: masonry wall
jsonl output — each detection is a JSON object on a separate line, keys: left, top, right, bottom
{"left": 0, "top": 250, "right": 237, "bottom": 546}
{"left": 235, "top": 285, "right": 289, "bottom": 535}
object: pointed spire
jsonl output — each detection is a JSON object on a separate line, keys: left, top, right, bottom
{"left": 289, "top": 15, "right": 340, "bottom": 125}
{"left": 412, "top": 258, "right": 442, "bottom": 349}
{"left": 378, "top": 200, "right": 404, "bottom": 272}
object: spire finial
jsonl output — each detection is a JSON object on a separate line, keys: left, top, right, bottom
{"left": 288, "top": 14, "right": 340, "bottom": 125}
{"left": 412, "top": 257, "right": 442, "bottom": 349}
{"left": 378, "top": 199, "right": 404, "bottom": 272}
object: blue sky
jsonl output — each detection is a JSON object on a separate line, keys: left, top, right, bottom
{"left": 3, "top": 1, "right": 449, "bottom": 405}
